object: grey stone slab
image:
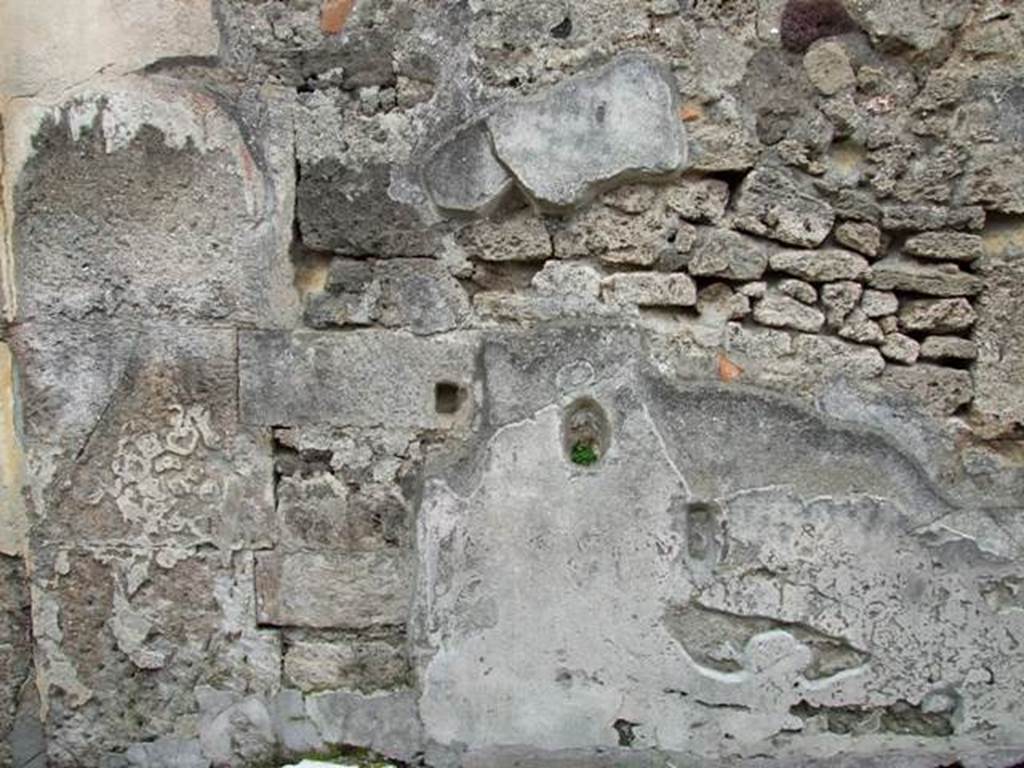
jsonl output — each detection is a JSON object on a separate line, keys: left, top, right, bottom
{"left": 255, "top": 550, "right": 412, "bottom": 629}
{"left": 488, "top": 53, "right": 687, "bottom": 210}
{"left": 239, "top": 330, "right": 478, "bottom": 429}
{"left": 424, "top": 122, "right": 515, "bottom": 215}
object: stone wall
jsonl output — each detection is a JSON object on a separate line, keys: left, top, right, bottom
{"left": 2, "top": 1, "right": 1024, "bottom": 766}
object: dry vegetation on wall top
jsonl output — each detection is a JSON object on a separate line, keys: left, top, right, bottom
{"left": 2, "top": 0, "right": 1024, "bottom": 766}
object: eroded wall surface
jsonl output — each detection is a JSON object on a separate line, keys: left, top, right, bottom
{"left": 2, "top": 1, "right": 1024, "bottom": 767}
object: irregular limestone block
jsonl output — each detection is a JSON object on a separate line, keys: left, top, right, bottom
{"left": 899, "top": 298, "right": 978, "bottom": 333}
{"left": 778, "top": 279, "right": 817, "bottom": 305}
{"left": 488, "top": 53, "right": 686, "bottom": 210}
{"left": 697, "top": 283, "right": 751, "bottom": 321}
{"left": 664, "top": 178, "right": 729, "bottom": 224}
{"left": 860, "top": 289, "right": 898, "bottom": 318}
{"left": 239, "top": 331, "right": 478, "bottom": 429}
{"left": 602, "top": 273, "right": 697, "bottom": 307}
{"left": 688, "top": 227, "right": 769, "bottom": 280}
{"left": 457, "top": 211, "right": 552, "bottom": 262}
{"left": 770, "top": 248, "right": 870, "bottom": 282}
{"left": 11, "top": 78, "right": 299, "bottom": 326}
{"left": 531, "top": 262, "right": 603, "bottom": 299}
{"left": 803, "top": 41, "right": 855, "bottom": 95}
{"left": 753, "top": 293, "right": 826, "bottom": 333}
{"left": 600, "top": 184, "right": 658, "bottom": 214}
{"left": 284, "top": 638, "right": 409, "bottom": 693}
{"left": 904, "top": 231, "right": 984, "bottom": 263}
{"left": 553, "top": 205, "right": 670, "bottom": 267}
{"left": 255, "top": 551, "right": 412, "bottom": 629}
{"left": 960, "top": 144, "right": 1024, "bottom": 215}
{"left": 868, "top": 257, "right": 983, "bottom": 297}
{"left": 733, "top": 166, "right": 835, "bottom": 247}
{"left": 838, "top": 309, "right": 885, "bottom": 345}
{"left": 835, "top": 221, "right": 882, "bottom": 257}
{"left": 821, "top": 281, "right": 863, "bottom": 328}
{"left": 974, "top": 223, "right": 1024, "bottom": 426}
{"left": 880, "top": 364, "right": 974, "bottom": 416}
{"left": 920, "top": 336, "right": 978, "bottom": 362}
{"left": 881, "top": 333, "right": 921, "bottom": 365}
{"left": 305, "top": 258, "right": 470, "bottom": 334}
{"left": 423, "top": 122, "right": 515, "bottom": 214}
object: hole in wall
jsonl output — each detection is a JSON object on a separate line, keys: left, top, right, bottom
{"left": 563, "top": 397, "right": 610, "bottom": 466}
{"left": 435, "top": 381, "right": 466, "bottom": 415}
{"left": 550, "top": 16, "right": 572, "bottom": 38}
{"left": 612, "top": 718, "right": 639, "bottom": 747}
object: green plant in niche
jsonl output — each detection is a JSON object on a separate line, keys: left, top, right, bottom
{"left": 571, "top": 440, "right": 599, "bottom": 466}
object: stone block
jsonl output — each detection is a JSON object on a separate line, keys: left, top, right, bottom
{"left": 899, "top": 298, "right": 978, "bottom": 333}
{"left": 868, "top": 258, "right": 983, "bottom": 297}
{"left": 305, "top": 258, "right": 469, "bottom": 335}
{"left": 602, "top": 273, "right": 697, "bottom": 307}
{"left": 688, "top": 227, "right": 769, "bottom": 280}
{"left": 457, "top": 211, "right": 553, "bottom": 262}
{"left": 753, "top": 292, "right": 826, "bottom": 332}
{"left": 255, "top": 551, "right": 412, "bottom": 629}
{"left": 770, "top": 248, "right": 870, "bottom": 282}
{"left": 283, "top": 637, "right": 409, "bottom": 693}
{"left": 733, "top": 166, "right": 835, "bottom": 247}
{"left": 239, "top": 330, "right": 477, "bottom": 429}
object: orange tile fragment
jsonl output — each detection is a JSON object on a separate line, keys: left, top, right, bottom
{"left": 717, "top": 353, "right": 743, "bottom": 383}
{"left": 321, "top": 0, "right": 356, "bottom": 35}
{"left": 679, "top": 103, "right": 703, "bottom": 122}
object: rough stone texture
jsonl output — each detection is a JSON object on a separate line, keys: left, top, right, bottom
{"left": 458, "top": 211, "right": 553, "bottom": 262}
{"left": 919, "top": 336, "right": 978, "bottom": 362}
{"left": 733, "top": 166, "right": 835, "bottom": 247}
{"left": 602, "top": 273, "right": 697, "bottom": 307}
{"left": 835, "top": 221, "right": 882, "bottom": 257}
{"left": 6, "top": 1, "right": 1024, "bottom": 766}
{"left": 305, "top": 258, "right": 470, "bottom": 334}
{"left": 11, "top": 79, "right": 299, "bottom": 326}
{"left": 487, "top": 54, "right": 687, "bottom": 210}
{"left": 664, "top": 178, "right": 729, "bottom": 224}
{"left": 688, "top": 228, "right": 769, "bottom": 280}
{"left": 868, "top": 257, "right": 984, "bottom": 297}
{"left": 881, "top": 333, "right": 921, "bottom": 365}
{"left": 256, "top": 551, "right": 412, "bottom": 629}
{"left": 239, "top": 331, "right": 478, "bottom": 429}
{"left": 904, "top": 231, "right": 984, "bottom": 263}
{"left": 770, "top": 248, "right": 870, "bottom": 282}
{"left": 899, "top": 298, "right": 978, "bottom": 333}
{"left": 803, "top": 41, "right": 855, "bottom": 96}
{"left": 861, "top": 289, "right": 898, "bottom": 318}
{"left": 753, "top": 292, "right": 826, "bottom": 333}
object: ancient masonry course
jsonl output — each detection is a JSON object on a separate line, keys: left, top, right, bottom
{"left": 1, "top": 0, "right": 1024, "bottom": 766}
